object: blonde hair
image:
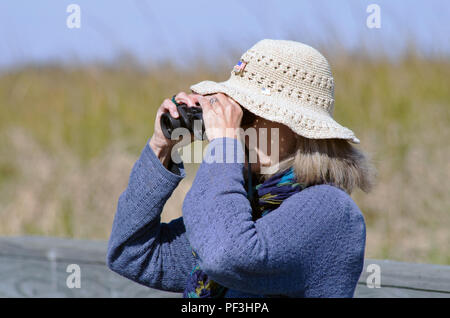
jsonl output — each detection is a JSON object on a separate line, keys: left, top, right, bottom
{"left": 261, "top": 135, "right": 376, "bottom": 194}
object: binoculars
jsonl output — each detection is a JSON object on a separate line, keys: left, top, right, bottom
{"left": 160, "top": 96, "right": 256, "bottom": 141}
{"left": 160, "top": 102, "right": 205, "bottom": 140}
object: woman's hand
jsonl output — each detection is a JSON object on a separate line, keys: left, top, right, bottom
{"left": 149, "top": 92, "right": 201, "bottom": 167}
{"left": 197, "top": 93, "right": 243, "bottom": 141}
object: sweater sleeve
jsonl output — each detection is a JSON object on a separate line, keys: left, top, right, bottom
{"left": 182, "top": 137, "right": 366, "bottom": 297}
{"left": 106, "top": 139, "right": 196, "bottom": 292}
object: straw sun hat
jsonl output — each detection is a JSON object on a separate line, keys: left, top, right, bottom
{"left": 190, "top": 39, "right": 360, "bottom": 144}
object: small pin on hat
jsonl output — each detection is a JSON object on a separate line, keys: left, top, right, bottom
{"left": 233, "top": 60, "right": 247, "bottom": 75}
{"left": 261, "top": 87, "right": 271, "bottom": 95}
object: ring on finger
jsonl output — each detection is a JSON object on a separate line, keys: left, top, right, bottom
{"left": 209, "top": 97, "right": 219, "bottom": 105}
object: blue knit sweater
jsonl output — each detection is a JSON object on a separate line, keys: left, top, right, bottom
{"left": 107, "top": 137, "right": 366, "bottom": 297}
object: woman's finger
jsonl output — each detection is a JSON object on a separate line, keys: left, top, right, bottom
{"left": 207, "top": 94, "right": 227, "bottom": 112}
{"left": 197, "top": 95, "right": 211, "bottom": 113}
{"left": 197, "top": 95, "right": 213, "bottom": 114}
{"left": 215, "top": 93, "right": 233, "bottom": 110}
{"left": 226, "top": 95, "right": 241, "bottom": 108}
{"left": 227, "top": 96, "right": 243, "bottom": 119}
{"left": 175, "top": 92, "right": 196, "bottom": 107}
{"left": 189, "top": 93, "right": 203, "bottom": 105}
{"left": 162, "top": 98, "right": 179, "bottom": 118}
{"left": 209, "top": 95, "right": 224, "bottom": 114}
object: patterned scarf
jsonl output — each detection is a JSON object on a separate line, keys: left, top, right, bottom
{"left": 183, "top": 166, "right": 306, "bottom": 298}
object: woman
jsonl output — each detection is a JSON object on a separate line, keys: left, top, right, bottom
{"left": 107, "top": 39, "right": 375, "bottom": 297}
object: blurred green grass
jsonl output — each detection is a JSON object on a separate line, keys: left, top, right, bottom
{"left": 0, "top": 54, "right": 449, "bottom": 264}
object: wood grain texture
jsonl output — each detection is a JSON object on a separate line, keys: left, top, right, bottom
{"left": 0, "top": 236, "right": 180, "bottom": 298}
{"left": 356, "top": 259, "right": 450, "bottom": 297}
{"left": 0, "top": 236, "right": 449, "bottom": 298}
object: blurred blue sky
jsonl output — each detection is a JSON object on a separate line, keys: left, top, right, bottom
{"left": 0, "top": 0, "right": 448, "bottom": 69}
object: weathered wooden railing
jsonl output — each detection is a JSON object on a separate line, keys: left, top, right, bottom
{"left": 0, "top": 236, "right": 449, "bottom": 298}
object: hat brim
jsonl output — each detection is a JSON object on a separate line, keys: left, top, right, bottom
{"left": 190, "top": 78, "right": 360, "bottom": 144}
